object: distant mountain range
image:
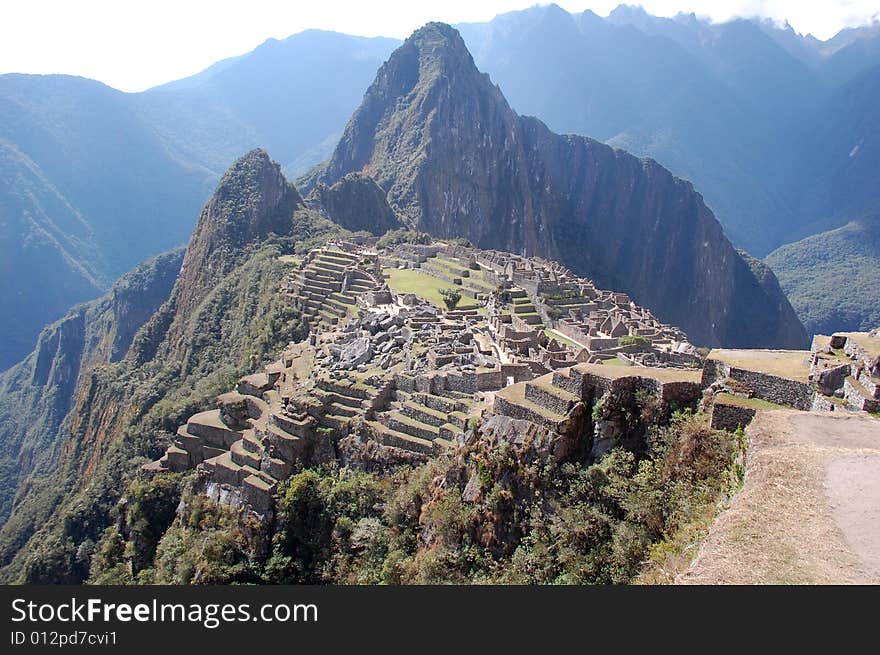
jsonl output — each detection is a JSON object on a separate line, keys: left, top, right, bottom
{"left": 2, "top": 5, "right": 879, "bottom": 367}
{"left": 307, "top": 22, "right": 805, "bottom": 347}
{"left": 0, "top": 32, "right": 396, "bottom": 369}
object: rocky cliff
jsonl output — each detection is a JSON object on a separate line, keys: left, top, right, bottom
{"left": 306, "top": 172, "right": 402, "bottom": 235}
{"left": 312, "top": 22, "right": 807, "bottom": 348}
{"left": 174, "top": 149, "right": 303, "bottom": 322}
{"left": 0, "top": 248, "right": 183, "bottom": 544}
{"left": 0, "top": 151, "right": 342, "bottom": 582}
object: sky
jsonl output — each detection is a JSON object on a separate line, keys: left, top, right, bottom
{"left": 1, "top": 1, "right": 878, "bottom": 92}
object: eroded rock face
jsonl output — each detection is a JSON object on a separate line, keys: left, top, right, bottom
{"left": 176, "top": 149, "right": 303, "bottom": 321}
{"left": 307, "top": 173, "right": 402, "bottom": 235}
{"left": 337, "top": 336, "right": 373, "bottom": 369}
{"left": 314, "top": 22, "right": 807, "bottom": 349}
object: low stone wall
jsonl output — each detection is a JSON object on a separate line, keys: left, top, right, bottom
{"left": 728, "top": 368, "right": 814, "bottom": 410}
{"left": 660, "top": 381, "right": 703, "bottom": 408}
{"left": 501, "top": 363, "right": 534, "bottom": 383}
{"left": 702, "top": 358, "right": 815, "bottom": 410}
{"left": 476, "top": 369, "right": 504, "bottom": 391}
{"left": 815, "top": 363, "right": 850, "bottom": 395}
{"left": 493, "top": 394, "right": 561, "bottom": 431}
{"left": 443, "top": 371, "right": 478, "bottom": 395}
{"left": 524, "top": 383, "right": 578, "bottom": 415}
{"left": 811, "top": 394, "right": 841, "bottom": 412}
{"left": 710, "top": 402, "right": 756, "bottom": 432}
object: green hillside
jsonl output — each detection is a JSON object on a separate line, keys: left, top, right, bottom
{"left": 766, "top": 215, "right": 880, "bottom": 335}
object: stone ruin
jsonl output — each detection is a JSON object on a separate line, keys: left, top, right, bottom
{"left": 144, "top": 238, "right": 879, "bottom": 521}
{"left": 810, "top": 331, "right": 880, "bottom": 414}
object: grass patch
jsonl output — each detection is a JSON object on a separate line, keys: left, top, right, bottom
{"left": 715, "top": 393, "right": 789, "bottom": 411}
{"left": 383, "top": 267, "right": 482, "bottom": 312}
{"left": 543, "top": 329, "right": 582, "bottom": 351}
{"left": 602, "top": 357, "right": 631, "bottom": 367}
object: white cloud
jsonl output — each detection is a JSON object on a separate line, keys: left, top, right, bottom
{"left": 0, "top": 1, "right": 877, "bottom": 91}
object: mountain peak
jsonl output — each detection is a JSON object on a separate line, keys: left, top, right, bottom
{"left": 311, "top": 22, "right": 806, "bottom": 347}
{"left": 408, "top": 21, "right": 468, "bottom": 49}
{"left": 176, "top": 149, "right": 301, "bottom": 316}
{"left": 400, "top": 22, "right": 477, "bottom": 81}
{"left": 316, "top": 21, "right": 506, "bottom": 195}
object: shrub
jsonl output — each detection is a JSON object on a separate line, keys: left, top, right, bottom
{"left": 619, "top": 335, "right": 650, "bottom": 347}
{"left": 439, "top": 288, "right": 462, "bottom": 311}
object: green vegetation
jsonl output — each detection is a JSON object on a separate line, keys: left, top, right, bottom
{"left": 619, "top": 335, "right": 650, "bottom": 347}
{"left": 383, "top": 267, "right": 479, "bottom": 310}
{"left": 92, "top": 412, "right": 741, "bottom": 584}
{"left": 602, "top": 357, "right": 631, "bottom": 367}
{"left": 0, "top": 244, "right": 310, "bottom": 584}
{"left": 439, "top": 288, "right": 462, "bottom": 311}
{"left": 714, "top": 393, "right": 789, "bottom": 411}
{"left": 766, "top": 216, "right": 880, "bottom": 335}
{"left": 377, "top": 228, "right": 432, "bottom": 249}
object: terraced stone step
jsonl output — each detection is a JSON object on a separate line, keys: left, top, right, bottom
{"left": 323, "top": 303, "right": 348, "bottom": 317}
{"left": 857, "top": 370, "right": 880, "bottom": 399}
{"left": 318, "top": 413, "right": 351, "bottom": 432}
{"left": 175, "top": 425, "right": 202, "bottom": 454}
{"left": 380, "top": 411, "right": 441, "bottom": 441}
{"left": 261, "top": 423, "right": 307, "bottom": 461}
{"left": 447, "top": 410, "right": 469, "bottom": 429}
{"left": 304, "top": 271, "right": 337, "bottom": 283}
{"left": 516, "top": 313, "right": 543, "bottom": 325}
{"left": 231, "top": 440, "right": 261, "bottom": 469}
{"left": 302, "top": 277, "right": 339, "bottom": 291}
{"left": 437, "top": 389, "right": 473, "bottom": 401}
{"left": 525, "top": 375, "right": 581, "bottom": 415}
{"left": 432, "top": 437, "right": 455, "bottom": 453}
{"left": 204, "top": 451, "right": 242, "bottom": 485}
{"left": 187, "top": 410, "right": 242, "bottom": 448}
{"left": 365, "top": 421, "right": 434, "bottom": 455}
{"left": 164, "top": 445, "right": 190, "bottom": 471}
{"left": 327, "top": 402, "right": 360, "bottom": 418}
{"left": 312, "top": 259, "right": 346, "bottom": 274}
{"left": 494, "top": 385, "right": 568, "bottom": 431}
{"left": 264, "top": 457, "right": 291, "bottom": 480}
{"left": 317, "top": 378, "right": 370, "bottom": 399}
{"left": 319, "top": 310, "right": 340, "bottom": 325}
{"left": 401, "top": 400, "right": 448, "bottom": 427}
{"left": 411, "top": 391, "right": 461, "bottom": 414}
{"left": 241, "top": 430, "right": 263, "bottom": 454}
{"left": 330, "top": 291, "right": 357, "bottom": 304}
{"left": 314, "top": 389, "right": 366, "bottom": 409}
{"left": 844, "top": 376, "right": 880, "bottom": 413}
{"left": 319, "top": 254, "right": 358, "bottom": 266}
{"left": 269, "top": 412, "right": 312, "bottom": 438}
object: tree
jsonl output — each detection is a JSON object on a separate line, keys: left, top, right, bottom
{"left": 439, "top": 288, "right": 462, "bottom": 311}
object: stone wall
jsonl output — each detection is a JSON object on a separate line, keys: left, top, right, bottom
{"left": 476, "top": 369, "right": 504, "bottom": 391}
{"left": 727, "top": 368, "right": 814, "bottom": 410}
{"left": 702, "top": 359, "right": 815, "bottom": 410}
{"left": 710, "top": 401, "right": 756, "bottom": 432}
{"left": 501, "top": 363, "right": 534, "bottom": 383}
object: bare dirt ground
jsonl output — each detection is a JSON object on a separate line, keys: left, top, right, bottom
{"left": 678, "top": 410, "right": 880, "bottom": 584}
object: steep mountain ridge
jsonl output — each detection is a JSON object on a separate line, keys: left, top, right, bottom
{"left": 314, "top": 22, "right": 806, "bottom": 348}
{"left": 0, "top": 247, "right": 183, "bottom": 534}
{"left": 766, "top": 215, "right": 880, "bottom": 335}
{"left": 0, "top": 32, "right": 397, "bottom": 370}
{"left": 0, "top": 151, "right": 342, "bottom": 582}
{"left": 173, "top": 149, "right": 303, "bottom": 324}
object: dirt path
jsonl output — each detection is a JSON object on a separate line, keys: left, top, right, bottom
{"left": 678, "top": 410, "right": 880, "bottom": 584}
